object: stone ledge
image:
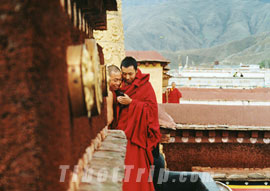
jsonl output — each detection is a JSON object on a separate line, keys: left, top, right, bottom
{"left": 78, "top": 130, "right": 127, "bottom": 191}
{"left": 68, "top": 128, "right": 127, "bottom": 191}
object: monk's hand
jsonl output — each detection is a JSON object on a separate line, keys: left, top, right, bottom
{"left": 117, "top": 94, "right": 132, "bottom": 105}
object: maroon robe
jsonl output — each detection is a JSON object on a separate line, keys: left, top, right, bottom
{"left": 168, "top": 88, "right": 182, "bottom": 103}
{"left": 108, "top": 91, "right": 118, "bottom": 129}
{"left": 116, "top": 69, "right": 161, "bottom": 191}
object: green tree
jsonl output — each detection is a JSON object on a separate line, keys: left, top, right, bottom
{"left": 259, "top": 60, "right": 270, "bottom": 68}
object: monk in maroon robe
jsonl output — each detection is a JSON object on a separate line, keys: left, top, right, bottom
{"left": 168, "top": 82, "right": 182, "bottom": 103}
{"left": 106, "top": 65, "right": 122, "bottom": 128}
{"left": 116, "top": 57, "right": 161, "bottom": 191}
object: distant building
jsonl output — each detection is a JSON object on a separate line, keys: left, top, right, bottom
{"left": 169, "top": 67, "right": 270, "bottom": 88}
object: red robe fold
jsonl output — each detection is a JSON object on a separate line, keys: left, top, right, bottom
{"left": 116, "top": 69, "right": 161, "bottom": 191}
{"left": 168, "top": 88, "right": 182, "bottom": 103}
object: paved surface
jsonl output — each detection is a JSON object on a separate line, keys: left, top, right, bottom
{"left": 78, "top": 130, "right": 127, "bottom": 191}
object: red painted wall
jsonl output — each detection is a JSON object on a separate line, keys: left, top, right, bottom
{"left": 163, "top": 143, "right": 270, "bottom": 171}
{"left": 0, "top": 1, "right": 106, "bottom": 190}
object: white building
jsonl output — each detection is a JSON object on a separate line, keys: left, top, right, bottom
{"left": 169, "top": 67, "right": 270, "bottom": 88}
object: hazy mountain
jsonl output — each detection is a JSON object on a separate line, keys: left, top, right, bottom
{"left": 122, "top": 0, "right": 270, "bottom": 68}
{"left": 161, "top": 31, "right": 270, "bottom": 68}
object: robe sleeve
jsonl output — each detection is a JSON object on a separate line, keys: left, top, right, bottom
{"left": 125, "top": 83, "right": 161, "bottom": 151}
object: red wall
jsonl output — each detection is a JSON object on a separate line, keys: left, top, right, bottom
{"left": 0, "top": 1, "right": 106, "bottom": 190}
{"left": 163, "top": 143, "right": 270, "bottom": 171}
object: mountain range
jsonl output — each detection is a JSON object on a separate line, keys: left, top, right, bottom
{"left": 122, "top": 0, "right": 270, "bottom": 68}
{"left": 161, "top": 31, "right": 270, "bottom": 68}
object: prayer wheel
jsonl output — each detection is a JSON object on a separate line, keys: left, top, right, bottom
{"left": 67, "top": 39, "right": 105, "bottom": 118}
{"left": 85, "top": 38, "right": 103, "bottom": 116}
{"left": 67, "top": 44, "right": 87, "bottom": 117}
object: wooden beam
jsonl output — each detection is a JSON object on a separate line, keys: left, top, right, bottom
{"left": 103, "top": 0, "right": 117, "bottom": 11}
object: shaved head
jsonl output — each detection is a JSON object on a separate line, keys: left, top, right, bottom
{"left": 107, "top": 65, "right": 121, "bottom": 91}
{"left": 108, "top": 65, "right": 121, "bottom": 76}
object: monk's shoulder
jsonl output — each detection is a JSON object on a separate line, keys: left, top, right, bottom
{"left": 140, "top": 81, "right": 153, "bottom": 90}
{"left": 138, "top": 82, "right": 155, "bottom": 96}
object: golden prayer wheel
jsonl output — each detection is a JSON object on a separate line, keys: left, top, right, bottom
{"left": 67, "top": 45, "right": 87, "bottom": 117}
{"left": 81, "top": 43, "right": 96, "bottom": 117}
{"left": 67, "top": 39, "right": 105, "bottom": 118}
{"left": 85, "top": 39, "right": 103, "bottom": 116}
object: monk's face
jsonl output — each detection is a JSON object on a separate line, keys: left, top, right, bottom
{"left": 109, "top": 71, "right": 122, "bottom": 91}
{"left": 122, "top": 66, "right": 137, "bottom": 84}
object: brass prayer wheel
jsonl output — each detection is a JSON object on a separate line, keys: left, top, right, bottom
{"left": 67, "top": 44, "right": 87, "bottom": 117}
{"left": 67, "top": 39, "right": 105, "bottom": 118}
{"left": 81, "top": 44, "right": 96, "bottom": 117}
{"left": 85, "top": 38, "right": 103, "bottom": 116}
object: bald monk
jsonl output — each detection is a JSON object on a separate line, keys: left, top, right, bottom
{"left": 168, "top": 82, "right": 182, "bottom": 103}
{"left": 106, "top": 65, "right": 121, "bottom": 127}
{"left": 116, "top": 57, "right": 161, "bottom": 191}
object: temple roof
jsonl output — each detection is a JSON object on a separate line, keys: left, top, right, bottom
{"left": 125, "top": 50, "right": 170, "bottom": 63}
{"left": 159, "top": 103, "right": 270, "bottom": 127}
{"left": 178, "top": 87, "right": 270, "bottom": 102}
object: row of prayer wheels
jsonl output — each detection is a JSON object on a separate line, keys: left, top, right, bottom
{"left": 67, "top": 39, "right": 107, "bottom": 118}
